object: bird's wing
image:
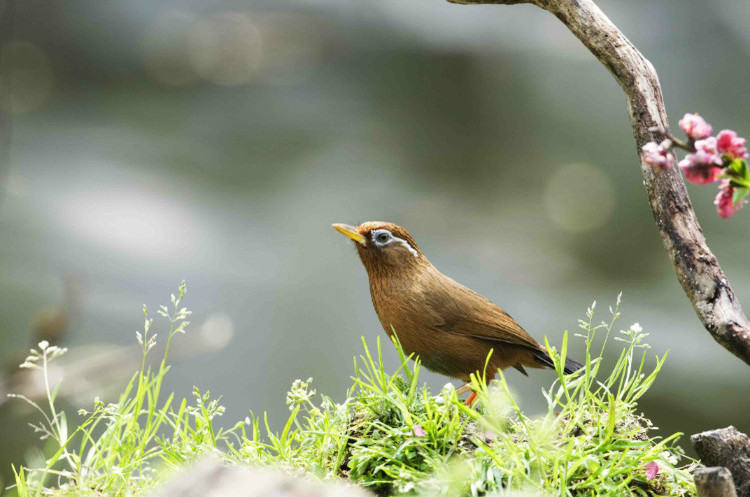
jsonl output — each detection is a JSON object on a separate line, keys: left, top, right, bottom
{"left": 422, "top": 274, "right": 542, "bottom": 350}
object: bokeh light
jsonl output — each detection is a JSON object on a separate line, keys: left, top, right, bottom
{"left": 142, "top": 10, "right": 200, "bottom": 87}
{"left": 0, "top": 41, "right": 54, "bottom": 113}
{"left": 188, "top": 11, "right": 263, "bottom": 87}
{"left": 57, "top": 185, "right": 199, "bottom": 259}
{"left": 544, "top": 163, "right": 615, "bottom": 233}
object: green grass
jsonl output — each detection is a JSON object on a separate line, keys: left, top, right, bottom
{"left": 6, "top": 285, "right": 697, "bottom": 497}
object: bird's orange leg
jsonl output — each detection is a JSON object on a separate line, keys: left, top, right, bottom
{"left": 456, "top": 383, "right": 478, "bottom": 405}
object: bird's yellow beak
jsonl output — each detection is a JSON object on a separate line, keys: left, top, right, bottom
{"left": 332, "top": 223, "right": 366, "bottom": 245}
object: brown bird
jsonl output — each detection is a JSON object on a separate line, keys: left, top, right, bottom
{"left": 332, "top": 221, "right": 582, "bottom": 404}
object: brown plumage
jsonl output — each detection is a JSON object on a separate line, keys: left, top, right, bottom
{"left": 332, "top": 221, "right": 581, "bottom": 396}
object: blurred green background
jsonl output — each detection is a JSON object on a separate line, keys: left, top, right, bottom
{"left": 1, "top": 0, "right": 749, "bottom": 486}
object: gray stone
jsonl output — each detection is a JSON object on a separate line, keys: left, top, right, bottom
{"left": 150, "top": 458, "right": 372, "bottom": 497}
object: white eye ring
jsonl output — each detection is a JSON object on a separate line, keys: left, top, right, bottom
{"left": 374, "top": 231, "right": 390, "bottom": 244}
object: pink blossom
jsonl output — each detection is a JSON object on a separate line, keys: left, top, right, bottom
{"left": 678, "top": 154, "right": 722, "bottom": 184}
{"left": 714, "top": 180, "right": 744, "bottom": 219}
{"left": 412, "top": 425, "right": 425, "bottom": 437}
{"left": 716, "top": 129, "right": 748, "bottom": 159}
{"left": 678, "top": 113, "right": 713, "bottom": 140}
{"left": 644, "top": 461, "right": 659, "bottom": 481}
{"left": 693, "top": 137, "right": 723, "bottom": 166}
{"left": 641, "top": 140, "right": 674, "bottom": 170}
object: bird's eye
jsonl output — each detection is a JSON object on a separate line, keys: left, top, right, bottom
{"left": 375, "top": 232, "right": 390, "bottom": 244}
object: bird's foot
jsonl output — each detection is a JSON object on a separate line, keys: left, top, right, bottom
{"left": 456, "top": 383, "right": 478, "bottom": 405}
{"left": 456, "top": 383, "right": 471, "bottom": 395}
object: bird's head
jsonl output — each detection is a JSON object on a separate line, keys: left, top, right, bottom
{"left": 332, "top": 221, "right": 425, "bottom": 275}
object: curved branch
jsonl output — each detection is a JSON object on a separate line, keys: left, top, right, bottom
{"left": 447, "top": 0, "right": 750, "bottom": 365}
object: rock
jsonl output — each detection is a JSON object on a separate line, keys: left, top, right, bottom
{"left": 150, "top": 458, "right": 372, "bottom": 497}
{"left": 692, "top": 426, "right": 750, "bottom": 497}
{"left": 694, "top": 467, "right": 738, "bottom": 497}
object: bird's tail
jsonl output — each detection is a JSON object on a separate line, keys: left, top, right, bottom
{"left": 533, "top": 349, "right": 583, "bottom": 375}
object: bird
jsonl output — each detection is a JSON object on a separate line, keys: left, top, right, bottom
{"left": 332, "top": 221, "right": 582, "bottom": 405}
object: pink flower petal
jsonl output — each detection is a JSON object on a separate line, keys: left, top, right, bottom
{"left": 716, "top": 129, "right": 748, "bottom": 159}
{"left": 645, "top": 461, "right": 659, "bottom": 481}
{"left": 641, "top": 140, "right": 674, "bottom": 170}
{"left": 714, "top": 181, "right": 742, "bottom": 219}
{"left": 693, "top": 137, "right": 723, "bottom": 166}
{"left": 678, "top": 154, "right": 721, "bottom": 184}
{"left": 679, "top": 113, "right": 713, "bottom": 140}
{"left": 412, "top": 425, "right": 425, "bottom": 437}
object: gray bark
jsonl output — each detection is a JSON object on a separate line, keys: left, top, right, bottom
{"left": 446, "top": 0, "right": 750, "bottom": 366}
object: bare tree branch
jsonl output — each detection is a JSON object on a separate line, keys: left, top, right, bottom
{"left": 447, "top": 0, "right": 750, "bottom": 366}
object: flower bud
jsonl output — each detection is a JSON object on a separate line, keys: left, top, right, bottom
{"left": 678, "top": 113, "right": 713, "bottom": 140}
{"left": 678, "top": 153, "right": 721, "bottom": 184}
{"left": 714, "top": 180, "right": 744, "bottom": 219}
{"left": 716, "top": 129, "right": 748, "bottom": 159}
{"left": 641, "top": 139, "right": 673, "bottom": 170}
